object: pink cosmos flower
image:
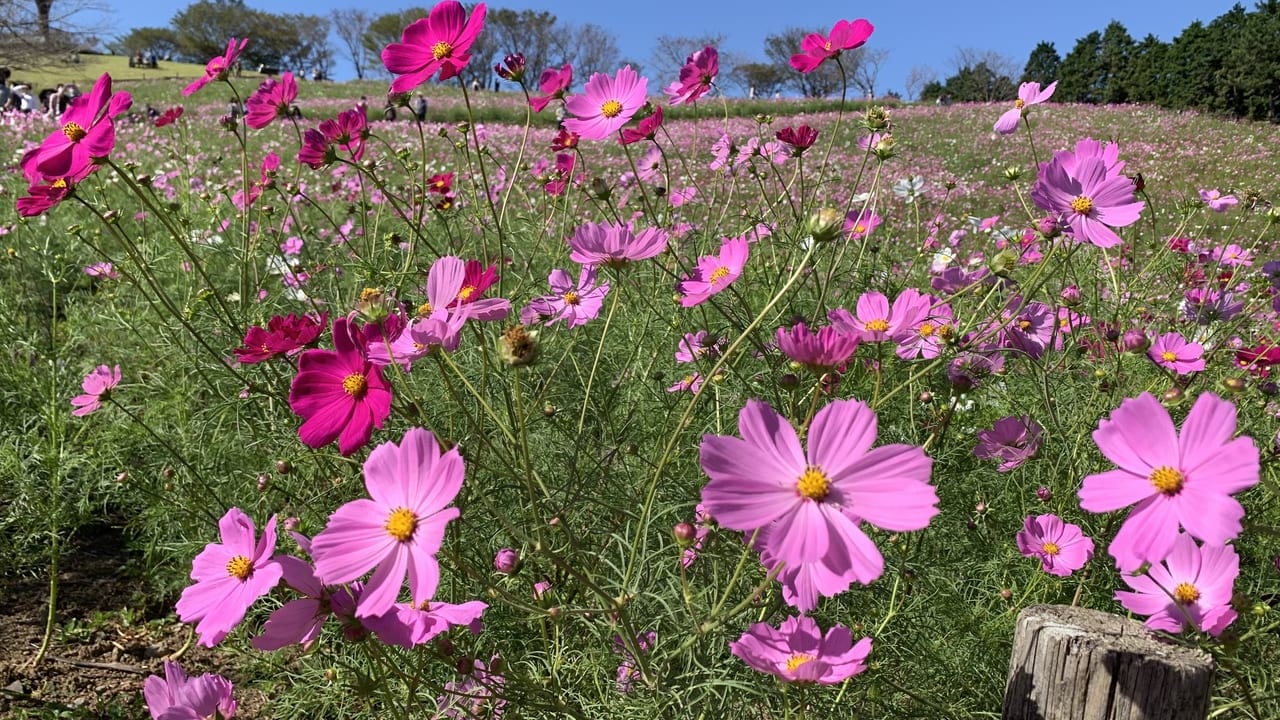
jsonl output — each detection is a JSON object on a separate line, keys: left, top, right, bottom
{"left": 618, "top": 105, "right": 663, "bottom": 145}
{"left": 1016, "top": 514, "right": 1094, "bottom": 577}
{"left": 1148, "top": 332, "right": 1205, "bottom": 375}
{"left": 775, "top": 323, "right": 858, "bottom": 373}
{"left": 234, "top": 312, "right": 327, "bottom": 364}
{"left": 994, "top": 81, "right": 1057, "bottom": 134}
{"left": 776, "top": 125, "right": 819, "bottom": 154}
{"left": 529, "top": 63, "right": 573, "bottom": 113}
{"left": 667, "top": 372, "right": 704, "bottom": 395}
{"left": 311, "top": 427, "right": 464, "bottom": 618}
{"left": 892, "top": 301, "right": 954, "bottom": 360}
{"left": 665, "top": 46, "right": 718, "bottom": 105}
{"left": 369, "top": 259, "right": 476, "bottom": 367}
{"left": 1079, "top": 392, "right": 1259, "bottom": 572}
{"left": 1115, "top": 532, "right": 1238, "bottom": 636}
{"left": 252, "top": 551, "right": 331, "bottom": 651}
{"left": 519, "top": 266, "right": 610, "bottom": 328}
{"left": 184, "top": 38, "right": 247, "bottom": 96}
{"left": 17, "top": 175, "right": 80, "bottom": 217}
{"left": 288, "top": 317, "right": 392, "bottom": 455}
{"left": 974, "top": 416, "right": 1043, "bottom": 472}
{"left": 154, "top": 106, "right": 184, "bottom": 127}
{"left": 175, "top": 508, "right": 283, "bottom": 647}
{"left": 567, "top": 221, "right": 668, "bottom": 267}
{"left": 828, "top": 289, "right": 929, "bottom": 343}
{"left": 143, "top": 661, "right": 237, "bottom": 720}
{"left": 382, "top": 1, "right": 487, "bottom": 92}
{"left": 363, "top": 599, "right": 487, "bottom": 648}
{"left": 563, "top": 65, "right": 647, "bottom": 141}
{"left": 675, "top": 331, "right": 723, "bottom": 363}
{"left": 731, "top": 615, "right": 872, "bottom": 684}
{"left": 700, "top": 399, "right": 938, "bottom": 586}
{"left": 22, "top": 73, "right": 131, "bottom": 183}
{"left": 1031, "top": 140, "right": 1144, "bottom": 249}
{"left": 232, "top": 152, "right": 279, "bottom": 210}
{"left": 71, "top": 363, "right": 121, "bottom": 416}
{"left": 438, "top": 656, "right": 506, "bottom": 718}
{"left": 84, "top": 262, "right": 118, "bottom": 280}
{"left": 298, "top": 108, "right": 369, "bottom": 168}
{"left": 1199, "top": 188, "right": 1238, "bottom": 213}
{"left": 677, "top": 237, "right": 748, "bottom": 307}
{"left": 843, "top": 209, "right": 882, "bottom": 240}
{"left": 245, "top": 72, "right": 297, "bottom": 129}
{"left": 789, "top": 19, "right": 874, "bottom": 74}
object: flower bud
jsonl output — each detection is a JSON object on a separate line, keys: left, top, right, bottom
{"left": 1036, "top": 215, "right": 1060, "bottom": 239}
{"left": 806, "top": 208, "right": 844, "bottom": 244}
{"left": 863, "top": 105, "right": 891, "bottom": 131}
{"left": 1059, "top": 284, "right": 1081, "bottom": 306}
{"left": 673, "top": 522, "right": 696, "bottom": 544}
{"left": 1035, "top": 486, "right": 1052, "bottom": 502}
{"left": 494, "top": 548, "right": 520, "bottom": 575}
{"left": 1222, "top": 376, "right": 1247, "bottom": 394}
{"left": 275, "top": 459, "right": 292, "bottom": 474}
{"left": 1121, "top": 329, "right": 1150, "bottom": 353}
{"left": 1161, "top": 386, "right": 1185, "bottom": 406}
{"left": 1003, "top": 165, "right": 1024, "bottom": 181}
{"left": 988, "top": 248, "right": 1019, "bottom": 277}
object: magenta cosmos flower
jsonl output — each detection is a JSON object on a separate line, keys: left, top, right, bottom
{"left": 564, "top": 65, "right": 648, "bottom": 141}
{"left": 790, "top": 18, "right": 874, "bottom": 74}
{"left": 363, "top": 599, "right": 487, "bottom": 648}
{"left": 298, "top": 108, "right": 369, "bottom": 168}
{"left": 1199, "top": 188, "right": 1238, "bottom": 213}
{"left": 175, "top": 508, "right": 283, "bottom": 647}
{"left": 1115, "top": 532, "right": 1238, "bottom": 636}
{"left": 18, "top": 174, "right": 82, "bottom": 217}
{"left": 311, "top": 427, "right": 464, "bottom": 618}
{"left": 383, "top": 1, "right": 487, "bottom": 92}
{"left": 520, "top": 266, "right": 610, "bottom": 328}
{"left": 143, "top": 660, "right": 237, "bottom": 720}
{"left": 828, "top": 288, "right": 928, "bottom": 343}
{"left": 529, "top": 63, "right": 572, "bottom": 113}
{"left": 184, "top": 37, "right": 248, "bottom": 96}
{"left": 1016, "top": 514, "right": 1094, "bottom": 577}
{"left": 71, "top": 363, "right": 121, "bottom": 416}
{"left": 1079, "top": 392, "right": 1259, "bottom": 572}
{"left": 22, "top": 73, "right": 131, "bottom": 183}
{"left": 567, "top": 221, "right": 668, "bottom": 267}
{"left": 251, "top": 553, "right": 329, "bottom": 651}
{"left": 731, "top": 615, "right": 872, "bottom": 684}
{"left": 700, "top": 399, "right": 938, "bottom": 585}
{"left": 1031, "top": 141, "right": 1144, "bottom": 249}
{"left": 993, "top": 81, "right": 1056, "bottom": 134}
{"left": 677, "top": 237, "right": 748, "bottom": 307}
{"left": 974, "top": 416, "right": 1043, "bottom": 472}
{"left": 288, "top": 316, "right": 392, "bottom": 456}
{"left": 775, "top": 323, "right": 858, "bottom": 373}
{"left": 244, "top": 71, "right": 298, "bottom": 129}
{"left": 665, "top": 46, "right": 718, "bottom": 105}
{"left": 1148, "top": 331, "right": 1205, "bottom": 375}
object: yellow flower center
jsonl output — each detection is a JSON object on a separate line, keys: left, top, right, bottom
{"left": 1014, "top": 98, "right": 1026, "bottom": 109}
{"left": 600, "top": 99, "right": 623, "bottom": 118}
{"left": 62, "top": 122, "right": 87, "bottom": 142}
{"left": 563, "top": 290, "right": 580, "bottom": 305}
{"left": 1149, "top": 465, "right": 1184, "bottom": 495}
{"left": 938, "top": 324, "right": 953, "bottom": 339}
{"left": 786, "top": 653, "right": 815, "bottom": 672}
{"left": 51, "top": 178, "right": 68, "bottom": 189}
{"left": 919, "top": 322, "right": 935, "bottom": 337}
{"left": 865, "top": 318, "right": 889, "bottom": 332}
{"left": 418, "top": 301, "right": 433, "bottom": 317}
{"left": 1071, "top": 195, "right": 1094, "bottom": 215}
{"left": 226, "top": 555, "right": 253, "bottom": 580}
{"left": 458, "top": 285, "right": 476, "bottom": 301}
{"left": 708, "top": 266, "right": 731, "bottom": 285}
{"left": 854, "top": 224, "right": 867, "bottom": 234}
{"left": 432, "top": 40, "right": 453, "bottom": 60}
{"left": 1161, "top": 351, "right": 1177, "bottom": 362}
{"left": 359, "top": 287, "right": 382, "bottom": 302}
{"left": 1018, "top": 319, "right": 1032, "bottom": 331}
{"left": 796, "top": 466, "right": 831, "bottom": 501}
{"left": 1173, "top": 581, "right": 1201, "bottom": 605}
{"left": 342, "top": 372, "right": 368, "bottom": 398}
{"left": 1042, "top": 542, "right": 1060, "bottom": 556}
{"left": 823, "top": 41, "right": 832, "bottom": 51}
{"left": 385, "top": 507, "right": 418, "bottom": 542}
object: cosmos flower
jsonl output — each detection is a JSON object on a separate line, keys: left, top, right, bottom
{"left": 175, "top": 508, "right": 283, "bottom": 647}
{"left": 1016, "top": 514, "right": 1093, "bottom": 577}
{"left": 382, "top": 1, "right": 488, "bottom": 92}
{"left": 1115, "top": 532, "right": 1238, "bottom": 636}
{"left": 731, "top": 615, "right": 872, "bottom": 684}
{"left": 994, "top": 81, "right": 1056, "bottom": 134}
{"left": 564, "top": 65, "right": 647, "bottom": 140}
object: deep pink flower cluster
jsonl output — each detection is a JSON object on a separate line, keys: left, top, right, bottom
{"left": 234, "top": 312, "right": 328, "bottom": 364}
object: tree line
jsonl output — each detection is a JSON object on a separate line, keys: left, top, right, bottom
{"left": 921, "top": 1, "right": 1280, "bottom": 122}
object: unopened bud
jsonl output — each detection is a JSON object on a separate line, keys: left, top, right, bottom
{"left": 806, "top": 208, "right": 844, "bottom": 244}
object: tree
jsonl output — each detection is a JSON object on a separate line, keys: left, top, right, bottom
{"left": 1098, "top": 21, "right": 1135, "bottom": 104}
{"left": 1020, "top": 41, "right": 1060, "bottom": 85}
{"left": 111, "top": 26, "right": 179, "bottom": 57}
{"left": 904, "top": 65, "right": 936, "bottom": 101}
{"left": 764, "top": 27, "right": 846, "bottom": 97}
{"left": 1122, "top": 34, "right": 1167, "bottom": 104}
{"left": 331, "top": 9, "right": 372, "bottom": 80}
{"left": 484, "top": 8, "right": 562, "bottom": 81}
{"left": 1057, "top": 31, "right": 1103, "bottom": 102}
{"left": 851, "top": 48, "right": 887, "bottom": 98}
{"left": 566, "top": 23, "right": 619, "bottom": 79}
{"left": 362, "top": 7, "right": 427, "bottom": 74}
{"left": 170, "top": 1, "right": 331, "bottom": 74}
{"left": 939, "top": 60, "right": 1016, "bottom": 102}
{"left": 728, "top": 61, "right": 785, "bottom": 98}
{"left": 650, "top": 33, "right": 724, "bottom": 86}
{"left": 0, "top": 0, "right": 107, "bottom": 66}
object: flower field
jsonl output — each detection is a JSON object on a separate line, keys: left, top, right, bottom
{"left": 3, "top": 6, "right": 1280, "bottom": 718}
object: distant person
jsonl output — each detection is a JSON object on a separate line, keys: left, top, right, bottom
{"left": 382, "top": 101, "right": 397, "bottom": 122}
{"left": 411, "top": 94, "right": 427, "bottom": 122}
{"left": 146, "top": 104, "right": 160, "bottom": 121}
{"left": 228, "top": 98, "right": 243, "bottom": 119}
{"left": 471, "top": 78, "right": 480, "bottom": 92}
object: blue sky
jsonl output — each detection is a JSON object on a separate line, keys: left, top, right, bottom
{"left": 88, "top": 0, "right": 1247, "bottom": 94}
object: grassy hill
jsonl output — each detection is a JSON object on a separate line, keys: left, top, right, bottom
{"left": 4, "top": 52, "right": 258, "bottom": 90}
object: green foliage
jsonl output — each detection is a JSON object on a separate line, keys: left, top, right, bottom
{"left": 763, "top": 27, "right": 843, "bottom": 97}
{"left": 1057, "top": 30, "right": 1103, "bottom": 103}
{"left": 1020, "top": 41, "right": 1060, "bottom": 86}
{"left": 169, "top": 0, "right": 332, "bottom": 75}
{"left": 935, "top": 61, "right": 1015, "bottom": 103}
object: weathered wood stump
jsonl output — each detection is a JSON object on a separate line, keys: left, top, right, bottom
{"left": 1002, "top": 605, "right": 1214, "bottom": 720}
